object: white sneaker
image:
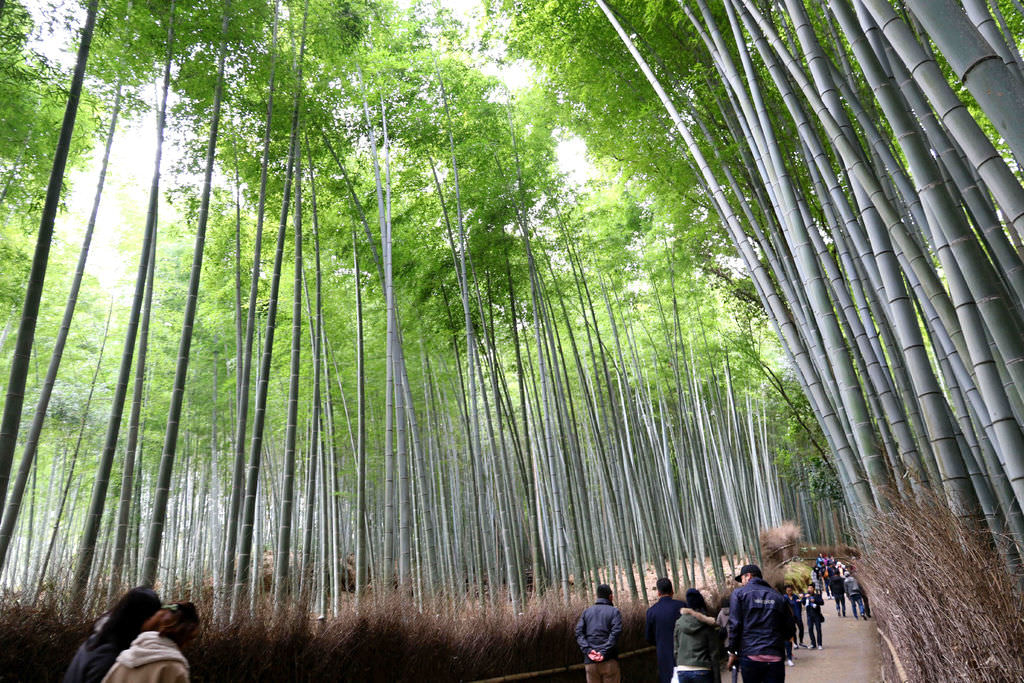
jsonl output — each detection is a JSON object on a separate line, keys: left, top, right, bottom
{"left": 817, "top": 645, "right": 823, "bottom": 649}
{"left": 787, "top": 659, "right": 794, "bottom": 667}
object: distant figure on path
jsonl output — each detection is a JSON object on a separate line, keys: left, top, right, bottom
{"left": 715, "top": 596, "right": 731, "bottom": 654}
{"left": 672, "top": 589, "right": 721, "bottom": 682}
{"left": 802, "top": 585, "right": 825, "bottom": 649}
{"left": 645, "top": 577, "right": 686, "bottom": 683}
{"left": 828, "top": 571, "right": 847, "bottom": 616}
{"left": 811, "top": 565, "right": 824, "bottom": 595}
{"left": 64, "top": 587, "right": 162, "bottom": 683}
{"left": 844, "top": 571, "right": 867, "bottom": 620}
{"left": 102, "top": 601, "right": 199, "bottom": 683}
{"left": 726, "top": 564, "right": 795, "bottom": 683}
{"left": 784, "top": 585, "right": 804, "bottom": 648}
{"left": 821, "top": 562, "right": 835, "bottom": 598}
{"left": 575, "top": 584, "right": 622, "bottom": 683}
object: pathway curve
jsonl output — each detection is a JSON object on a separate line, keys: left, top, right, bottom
{"left": 719, "top": 600, "right": 881, "bottom": 682}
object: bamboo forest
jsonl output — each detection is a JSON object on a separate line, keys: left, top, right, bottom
{"left": 2, "top": 0, "right": 1024, "bottom": 680}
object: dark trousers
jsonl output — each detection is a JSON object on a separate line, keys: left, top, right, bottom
{"left": 675, "top": 671, "right": 713, "bottom": 682}
{"left": 862, "top": 594, "right": 872, "bottom": 617}
{"left": 739, "top": 658, "right": 785, "bottom": 683}
{"left": 794, "top": 615, "right": 804, "bottom": 643}
{"left": 808, "top": 617, "right": 823, "bottom": 647}
{"left": 834, "top": 593, "right": 846, "bottom": 616}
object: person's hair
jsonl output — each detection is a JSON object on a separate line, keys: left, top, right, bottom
{"left": 596, "top": 584, "right": 612, "bottom": 600}
{"left": 141, "top": 602, "right": 200, "bottom": 646}
{"left": 91, "top": 587, "right": 162, "bottom": 651}
{"left": 785, "top": 584, "right": 794, "bottom": 591}
{"left": 684, "top": 588, "right": 707, "bottom": 612}
{"left": 655, "top": 577, "right": 673, "bottom": 595}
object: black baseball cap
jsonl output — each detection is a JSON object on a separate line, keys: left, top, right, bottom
{"left": 734, "top": 564, "right": 762, "bottom": 582}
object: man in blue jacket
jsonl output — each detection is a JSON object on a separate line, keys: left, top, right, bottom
{"left": 726, "top": 564, "right": 795, "bottom": 683}
{"left": 645, "top": 577, "right": 686, "bottom": 683}
{"left": 575, "top": 584, "right": 623, "bottom": 682}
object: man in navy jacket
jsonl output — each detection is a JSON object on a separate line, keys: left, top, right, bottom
{"left": 575, "top": 584, "right": 623, "bottom": 682}
{"left": 726, "top": 564, "right": 795, "bottom": 683}
{"left": 645, "top": 577, "right": 686, "bottom": 683}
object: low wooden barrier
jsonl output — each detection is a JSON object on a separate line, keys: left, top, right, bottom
{"left": 468, "top": 646, "right": 656, "bottom": 682}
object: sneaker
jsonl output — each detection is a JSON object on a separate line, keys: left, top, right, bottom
{"left": 817, "top": 645, "right": 823, "bottom": 650}
{"left": 787, "top": 659, "right": 794, "bottom": 667}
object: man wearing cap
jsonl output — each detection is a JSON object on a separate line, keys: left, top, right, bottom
{"left": 726, "top": 564, "right": 795, "bottom": 683}
{"left": 645, "top": 577, "right": 686, "bottom": 683}
{"left": 575, "top": 584, "right": 623, "bottom": 683}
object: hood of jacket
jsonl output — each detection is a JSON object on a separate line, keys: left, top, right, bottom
{"left": 114, "top": 631, "right": 189, "bottom": 671}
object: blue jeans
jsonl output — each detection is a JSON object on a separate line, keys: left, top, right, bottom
{"left": 784, "top": 640, "right": 793, "bottom": 659}
{"left": 675, "top": 671, "right": 713, "bottom": 683}
{"left": 739, "top": 658, "right": 785, "bottom": 683}
{"left": 808, "top": 617, "right": 823, "bottom": 647}
{"left": 850, "top": 593, "right": 864, "bottom": 618}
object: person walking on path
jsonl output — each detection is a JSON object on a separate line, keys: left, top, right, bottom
{"left": 811, "top": 566, "right": 824, "bottom": 596}
{"left": 802, "top": 585, "right": 825, "bottom": 649}
{"left": 101, "top": 601, "right": 199, "bottom": 683}
{"left": 645, "top": 578, "right": 685, "bottom": 683}
{"left": 844, "top": 572, "right": 867, "bottom": 620}
{"left": 672, "top": 590, "right": 721, "bottom": 683}
{"left": 715, "top": 596, "right": 731, "bottom": 656}
{"left": 828, "top": 571, "right": 847, "bottom": 617}
{"left": 65, "top": 587, "right": 162, "bottom": 683}
{"left": 575, "top": 584, "right": 623, "bottom": 683}
{"left": 726, "top": 564, "right": 795, "bottom": 683}
{"left": 821, "top": 562, "right": 835, "bottom": 599}
{"left": 784, "top": 585, "right": 804, "bottom": 648}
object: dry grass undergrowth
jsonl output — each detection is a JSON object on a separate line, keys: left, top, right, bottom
{"left": 0, "top": 592, "right": 652, "bottom": 682}
{"left": 861, "top": 496, "right": 1024, "bottom": 683}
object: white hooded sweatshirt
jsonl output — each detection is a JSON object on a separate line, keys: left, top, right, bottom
{"left": 101, "top": 631, "right": 189, "bottom": 683}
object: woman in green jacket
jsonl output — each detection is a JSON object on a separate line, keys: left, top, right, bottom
{"left": 672, "top": 590, "right": 720, "bottom": 683}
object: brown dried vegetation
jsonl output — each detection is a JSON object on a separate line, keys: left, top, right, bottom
{"left": 860, "top": 496, "right": 1024, "bottom": 683}
{"left": 0, "top": 593, "right": 655, "bottom": 682}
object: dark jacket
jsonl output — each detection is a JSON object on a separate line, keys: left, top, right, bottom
{"left": 673, "top": 608, "right": 720, "bottom": 680}
{"left": 726, "top": 577, "right": 795, "bottom": 658}
{"left": 645, "top": 596, "right": 685, "bottom": 683}
{"left": 803, "top": 593, "right": 824, "bottom": 622}
{"left": 64, "top": 633, "right": 121, "bottom": 683}
{"left": 575, "top": 598, "right": 622, "bottom": 662}
{"left": 786, "top": 594, "right": 802, "bottom": 621}
{"left": 828, "top": 575, "right": 846, "bottom": 596}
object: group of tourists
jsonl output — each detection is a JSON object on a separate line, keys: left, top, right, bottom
{"left": 812, "top": 554, "right": 871, "bottom": 621}
{"left": 63, "top": 587, "right": 199, "bottom": 683}
{"left": 576, "top": 556, "right": 871, "bottom": 683}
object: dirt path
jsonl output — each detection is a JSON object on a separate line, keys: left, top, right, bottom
{"left": 719, "top": 598, "right": 881, "bottom": 682}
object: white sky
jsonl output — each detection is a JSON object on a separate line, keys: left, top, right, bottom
{"left": 28, "top": 0, "right": 593, "bottom": 293}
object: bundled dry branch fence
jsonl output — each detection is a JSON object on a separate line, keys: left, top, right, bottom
{"left": 861, "top": 497, "right": 1024, "bottom": 683}
{"left": 0, "top": 593, "right": 655, "bottom": 682}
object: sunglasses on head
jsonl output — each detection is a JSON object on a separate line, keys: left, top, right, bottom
{"left": 160, "top": 602, "right": 198, "bottom": 619}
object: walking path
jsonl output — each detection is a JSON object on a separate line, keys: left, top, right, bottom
{"left": 719, "top": 599, "right": 881, "bottom": 682}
